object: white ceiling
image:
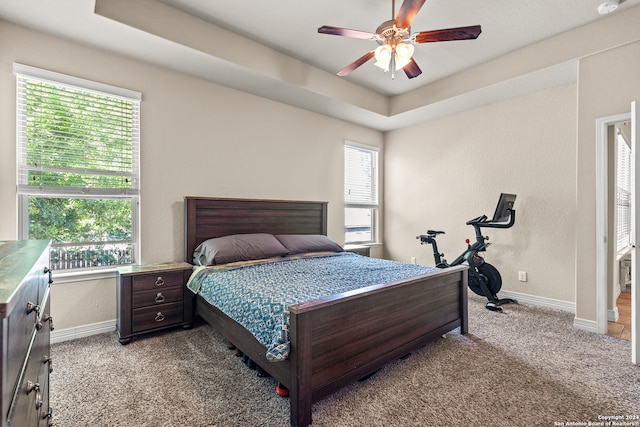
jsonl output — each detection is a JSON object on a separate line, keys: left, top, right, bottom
{"left": 0, "top": 0, "right": 638, "bottom": 130}
{"left": 157, "top": 0, "right": 638, "bottom": 96}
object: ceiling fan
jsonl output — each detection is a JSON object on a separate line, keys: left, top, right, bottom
{"left": 317, "top": 0, "right": 481, "bottom": 79}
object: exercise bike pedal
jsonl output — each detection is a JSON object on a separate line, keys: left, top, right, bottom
{"left": 485, "top": 302, "right": 503, "bottom": 312}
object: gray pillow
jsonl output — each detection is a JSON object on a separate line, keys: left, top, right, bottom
{"left": 193, "top": 233, "right": 289, "bottom": 265}
{"left": 274, "top": 234, "right": 344, "bottom": 255}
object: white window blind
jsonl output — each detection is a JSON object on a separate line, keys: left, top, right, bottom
{"left": 16, "top": 66, "right": 140, "bottom": 195}
{"left": 617, "top": 131, "right": 632, "bottom": 252}
{"left": 15, "top": 64, "right": 141, "bottom": 273}
{"left": 344, "top": 142, "right": 378, "bottom": 244}
{"left": 345, "top": 144, "right": 378, "bottom": 206}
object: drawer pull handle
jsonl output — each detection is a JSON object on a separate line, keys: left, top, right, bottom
{"left": 27, "top": 302, "right": 43, "bottom": 330}
{"left": 43, "top": 313, "right": 54, "bottom": 331}
{"left": 42, "top": 407, "right": 54, "bottom": 426}
{"left": 27, "top": 302, "right": 40, "bottom": 315}
{"left": 154, "top": 276, "right": 165, "bottom": 287}
{"left": 44, "top": 266, "right": 53, "bottom": 284}
{"left": 155, "top": 312, "right": 165, "bottom": 322}
{"left": 155, "top": 293, "right": 165, "bottom": 303}
{"left": 43, "top": 355, "right": 54, "bottom": 373}
{"left": 26, "top": 381, "right": 42, "bottom": 410}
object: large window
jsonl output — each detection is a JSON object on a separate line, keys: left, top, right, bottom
{"left": 617, "top": 130, "right": 632, "bottom": 252}
{"left": 344, "top": 142, "right": 378, "bottom": 244}
{"left": 15, "top": 64, "right": 141, "bottom": 273}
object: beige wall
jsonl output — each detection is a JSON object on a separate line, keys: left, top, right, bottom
{"left": 385, "top": 37, "right": 640, "bottom": 324}
{"left": 0, "top": 21, "right": 383, "bottom": 330}
{"left": 384, "top": 83, "right": 578, "bottom": 303}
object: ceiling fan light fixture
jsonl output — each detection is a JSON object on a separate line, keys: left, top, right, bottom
{"left": 374, "top": 44, "right": 393, "bottom": 70}
{"left": 598, "top": 0, "right": 619, "bottom": 14}
{"left": 374, "top": 43, "right": 414, "bottom": 71}
{"left": 395, "top": 43, "right": 415, "bottom": 68}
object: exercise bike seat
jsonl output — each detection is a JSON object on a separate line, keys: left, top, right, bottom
{"left": 427, "top": 230, "right": 445, "bottom": 236}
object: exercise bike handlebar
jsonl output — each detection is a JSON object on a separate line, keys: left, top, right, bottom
{"left": 466, "top": 209, "right": 516, "bottom": 229}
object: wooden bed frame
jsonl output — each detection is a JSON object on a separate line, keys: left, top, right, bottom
{"left": 184, "top": 196, "right": 468, "bottom": 427}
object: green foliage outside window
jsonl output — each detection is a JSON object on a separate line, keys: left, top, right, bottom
{"left": 28, "top": 197, "right": 131, "bottom": 243}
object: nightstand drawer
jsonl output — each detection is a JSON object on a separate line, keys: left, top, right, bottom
{"left": 132, "top": 288, "right": 183, "bottom": 308}
{"left": 132, "top": 303, "right": 183, "bottom": 333}
{"left": 132, "top": 271, "right": 184, "bottom": 292}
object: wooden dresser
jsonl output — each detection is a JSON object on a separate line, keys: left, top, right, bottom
{"left": 116, "top": 262, "right": 194, "bottom": 344}
{"left": 0, "top": 240, "right": 53, "bottom": 426}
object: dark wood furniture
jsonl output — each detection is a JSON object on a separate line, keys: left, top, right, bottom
{"left": 0, "top": 240, "right": 53, "bottom": 427}
{"left": 184, "top": 197, "right": 468, "bottom": 427}
{"left": 116, "top": 262, "right": 194, "bottom": 345}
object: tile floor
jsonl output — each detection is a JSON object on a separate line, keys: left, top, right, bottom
{"left": 607, "top": 291, "right": 631, "bottom": 341}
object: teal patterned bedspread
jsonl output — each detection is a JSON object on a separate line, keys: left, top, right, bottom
{"left": 186, "top": 252, "right": 437, "bottom": 362}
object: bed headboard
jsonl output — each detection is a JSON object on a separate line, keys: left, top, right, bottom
{"left": 184, "top": 197, "right": 329, "bottom": 262}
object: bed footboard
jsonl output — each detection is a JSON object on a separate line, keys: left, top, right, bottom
{"left": 288, "top": 265, "right": 468, "bottom": 427}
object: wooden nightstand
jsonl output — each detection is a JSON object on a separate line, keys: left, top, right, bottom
{"left": 344, "top": 244, "right": 370, "bottom": 257}
{"left": 116, "top": 262, "right": 194, "bottom": 344}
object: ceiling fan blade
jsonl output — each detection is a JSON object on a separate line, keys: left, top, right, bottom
{"left": 413, "top": 25, "right": 482, "bottom": 43}
{"left": 318, "top": 25, "right": 376, "bottom": 40}
{"left": 394, "top": 0, "right": 427, "bottom": 29}
{"left": 403, "top": 58, "right": 422, "bottom": 79}
{"left": 337, "top": 51, "right": 376, "bottom": 76}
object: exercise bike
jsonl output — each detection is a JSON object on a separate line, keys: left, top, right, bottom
{"left": 417, "top": 193, "right": 518, "bottom": 312}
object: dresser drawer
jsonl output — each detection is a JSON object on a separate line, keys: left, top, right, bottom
{"left": 132, "top": 303, "right": 183, "bottom": 333}
{"left": 132, "top": 287, "right": 183, "bottom": 308}
{"left": 132, "top": 271, "right": 184, "bottom": 292}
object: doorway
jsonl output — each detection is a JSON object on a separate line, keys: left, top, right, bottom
{"left": 607, "top": 122, "right": 633, "bottom": 341}
{"left": 596, "top": 104, "right": 639, "bottom": 364}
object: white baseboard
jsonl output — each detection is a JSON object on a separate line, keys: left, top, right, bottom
{"left": 572, "top": 317, "right": 599, "bottom": 333}
{"left": 608, "top": 306, "right": 619, "bottom": 322}
{"left": 51, "top": 319, "right": 116, "bottom": 344}
{"left": 497, "top": 290, "right": 606, "bottom": 334}
{"left": 498, "top": 290, "right": 602, "bottom": 332}
{"left": 498, "top": 290, "right": 575, "bottom": 312}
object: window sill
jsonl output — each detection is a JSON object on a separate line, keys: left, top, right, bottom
{"left": 52, "top": 267, "right": 118, "bottom": 284}
{"left": 345, "top": 242, "right": 382, "bottom": 248}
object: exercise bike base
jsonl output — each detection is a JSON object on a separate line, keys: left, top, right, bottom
{"left": 485, "top": 297, "right": 518, "bottom": 312}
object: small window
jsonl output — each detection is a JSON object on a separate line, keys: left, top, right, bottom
{"left": 344, "top": 142, "right": 378, "bottom": 244}
{"left": 15, "top": 64, "right": 141, "bottom": 272}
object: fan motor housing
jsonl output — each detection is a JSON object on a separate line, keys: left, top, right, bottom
{"left": 375, "top": 19, "right": 410, "bottom": 46}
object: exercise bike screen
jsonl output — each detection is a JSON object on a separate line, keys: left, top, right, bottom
{"left": 492, "top": 193, "right": 517, "bottom": 222}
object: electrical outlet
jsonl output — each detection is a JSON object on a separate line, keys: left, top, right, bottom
{"left": 411, "top": 257, "right": 417, "bottom": 264}
{"left": 518, "top": 271, "right": 528, "bottom": 282}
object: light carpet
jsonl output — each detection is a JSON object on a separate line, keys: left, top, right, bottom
{"left": 50, "top": 296, "right": 640, "bottom": 426}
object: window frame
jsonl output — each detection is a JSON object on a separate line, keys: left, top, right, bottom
{"left": 344, "top": 141, "right": 379, "bottom": 245}
{"left": 14, "top": 63, "right": 141, "bottom": 280}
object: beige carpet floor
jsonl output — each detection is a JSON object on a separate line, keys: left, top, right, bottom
{"left": 50, "top": 296, "right": 640, "bottom": 426}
